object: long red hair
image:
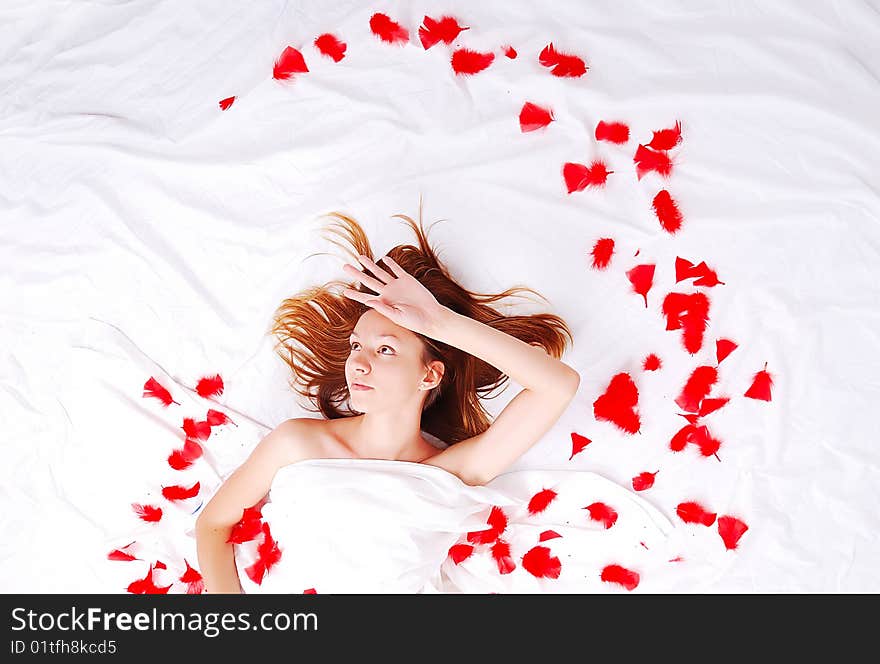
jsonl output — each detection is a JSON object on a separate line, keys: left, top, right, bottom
{"left": 270, "top": 204, "right": 574, "bottom": 445}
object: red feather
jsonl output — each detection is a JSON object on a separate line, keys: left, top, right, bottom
{"left": 227, "top": 505, "right": 264, "bottom": 544}
{"left": 467, "top": 506, "right": 507, "bottom": 544}
{"left": 451, "top": 48, "right": 494, "bottom": 75}
{"left": 716, "top": 339, "right": 738, "bottom": 364}
{"left": 490, "top": 539, "right": 516, "bottom": 574}
{"left": 593, "top": 372, "right": 641, "bottom": 435}
{"left": 143, "top": 377, "right": 179, "bottom": 407}
{"left": 179, "top": 559, "right": 204, "bottom": 594}
{"left": 107, "top": 541, "right": 139, "bottom": 562}
{"left": 272, "top": 46, "right": 308, "bottom": 80}
{"left": 590, "top": 238, "right": 615, "bottom": 270}
{"left": 218, "top": 96, "right": 235, "bottom": 111}
{"left": 369, "top": 13, "right": 409, "bottom": 45}
{"left": 652, "top": 189, "right": 684, "bottom": 234}
{"left": 632, "top": 471, "right": 658, "bottom": 491}
{"left": 662, "top": 291, "right": 711, "bottom": 355}
{"left": 626, "top": 263, "right": 655, "bottom": 308}
{"left": 161, "top": 481, "right": 201, "bottom": 501}
{"left": 633, "top": 144, "right": 673, "bottom": 179}
{"left": 448, "top": 543, "right": 474, "bottom": 564}
{"left": 314, "top": 33, "right": 347, "bottom": 62}
{"left": 303, "top": 588, "right": 317, "bottom": 594}
{"left": 744, "top": 362, "right": 774, "bottom": 401}
{"left": 675, "top": 365, "right": 718, "bottom": 413}
{"left": 569, "top": 431, "right": 592, "bottom": 460}
{"left": 418, "top": 15, "right": 468, "bottom": 50}
{"left": 206, "top": 408, "right": 234, "bottom": 426}
{"left": 690, "top": 261, "right": 725, "bottom": 287}
{"left": 643, "top": 353, "right": 662, "bottom": 371}
{"left": 601, "top": 564, "right": 640, "bottom": 591}
{"left": 522, "top": 545, "right": 561, "bottom": 579}
{"left": 538, "top": 43, "right": 587, "bottom": 77}
{"left": 167, "top": 450, "right": 193, "bottom": 470}
{"left": 527, "top": 488, "right": 558, "bottom": 515}
{"left": 718, "top": 515, "right": 749, "bottom": 550}
{"left": 647, "top": 120, "right": 683, "bottom": 151}
{"left": 503, "top": 45, "right": 517, "bottom": 58}
{"left": 584, "top": 502, "right": 618, "bottom": 529}
{"left": 245, "top": 523, "right": 283, "bottom": 585}
{"left": 539, "top": 530, "right": 562, "bottom": 542}
{"left": 595, "top": 120, "right": 629, "bottom": 144}
{"left": 669, "top": 423, "right": 697, "bottom": 452}
{"left": 676, "top": 501, "right": 717, "bottom": 526}
{"left": 563, "top": 161, "right": 613, "bottom": 192}
{"left": 675, "top": 256, "right": 697, "bottom": 282}
{"left": 132, "top": 503, "right": 162, "bottom": 522}
{"left": 196, "top": 374, "right": 224, "bottom": 398}
{"left": 127, "top": 564, "right": 172, "bottom": 594}
{"left": 519, "top": 101, "right": 554, "bottom": 132}
{"left": 698, "top": 397, "right": 729, "bottom": 417}
{"left": 182, "top": 417, "right": 211, "bottom": 442}
{"left": 690, "top": 425, "right": 722, "bottom": 458}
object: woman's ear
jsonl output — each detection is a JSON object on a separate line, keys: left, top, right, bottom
{"left": 423, "top": 360, "right": 444, "bottom": 389}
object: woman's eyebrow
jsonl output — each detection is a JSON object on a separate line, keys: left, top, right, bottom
{"left": 349, "top": 332, "right": 400, "bottom": 341}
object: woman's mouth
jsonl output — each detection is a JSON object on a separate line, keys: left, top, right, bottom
{"left": 351, "top": 382, "right": 373, "bottom": 391}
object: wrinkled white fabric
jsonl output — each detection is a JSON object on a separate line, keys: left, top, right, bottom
{"left": 236, "top": 458, "right": 685, "bottom": 594}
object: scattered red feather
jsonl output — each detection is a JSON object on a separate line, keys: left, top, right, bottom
{"left": 228, "top": 505, "right": 264, "bottom": 544}
{"left": 632, "top": 471, "right": 658, "bottom": 491}
{"left": 206, "top": 408, "right": 234, "bottom": 427}
{"left": 689, "top": 424, "right": 722, "bottom": 458}
{"left": 527, "top": 488, "right": 558, "bottom": 515}
{"left": 744, "top": 362, "right": 774, "bottom": 401}
{"left": 661, "top": 291, "right": 711, "bottom": 355}
{"left": 490, "top": 539, "right": 516, "bottom": 574}
{"left": 467, "top": 506, "right": 507, "bottom": 544}
{"left": 218, "top": 96, "right": 235, "bottom": 111}
{"left": 107, "top": 541, "right": 139, "bottom": 562}
{"left": 539, "top": 530, "right": 562, "bottom": 542}
{"left": 626, "top": 263, "right": 655, "bottom": 308}
{"left": 132, "top": 503, "right": 162, "bottom": 522}
{"left": 143, "top": 377, "right": 179, "bottom": 407}
{"left": 593, "top": 372, "right": 641, "bottom": 434}
{"left": 369, "top": 13, "right": 409, "bottom": 45}
{"left": 418, "top": 15, "right": 468, "bottom": 50}
{"left": 595, "top": 120, "right": 629, "bottom": 144}
{"left": 569, "top": 431, "right": 592, "bottom": 460}
{"left": 584, "top": 502, "right": 618, "bottom": 529}
{"left": 633, "top": 144, "right": 673, "bottom": 179}
{"left": 519, "top": 102, "right": 554, "bottom": 132}
{"left": 314, "top": 33, "right": 347, "bottom": 62}
{"left": 698, "top": 397, "right": 730, "bottom": 417}
{"left": 502, "top": 45, "right": 517, "bottom": 58}
{"left": 718, "top": 515, "right": 749, "bottom": 549}
{"left": 127, "top": 564, "right": 172, "bottom": 594}
{"left": 652, "top": 190, "right": 684, "bottom": 234}
{"left": 590, "top": 238, "right": 615, "bottom": 270}
{"left": 161, "top": 481, "right": 201, "bottom": 501}
{"left": 272, "top": 46, "right": 308, "bottom": 80}
{"left": 539, "top": 43, "right": 587, "bottom": 77}
{"left": 522, "top": 545, "right": 562, "bottom": 579}
{"left": 600, "top": 564, "right": 640, "bottom": 591}
{"left": 448, "top": 543, "right": 475, "bottom": 564}
{"left": 182, "top": 417, "right": 211, "bottom": 442}
{"left": 716, "top": 339, "right": 738, "bottom": 364}
{"left": 451, "top": 48, "right": 495, "bottom": 75}
{"left": 563, "top": 161, "right": 613, "bottom": 192}
{"left": 179, "top": 559, "right": 204, "bottom": 594}
{"left": 647, "top": 120, "right": 683, "bottom": 151}
{"left": 196, "top": 374, "right": 224, "bottom": 398}
{"left": 675, "top": 365, "right": 719, "bottom": 413}
{"left": 643, "top": 353, "right": 662, "bottom": 371}
{"left": 303, "top": 588, "right": 317, "bottom": 594}
{"left": 676, "top": 501, "right": 717, "bottom": 526}
{"left": 245, "top": 522, "right": 283, "bottom": 585}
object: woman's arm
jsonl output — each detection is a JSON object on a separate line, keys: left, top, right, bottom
{"left": 195, "top": 418, "right": 313, "bottom": 593}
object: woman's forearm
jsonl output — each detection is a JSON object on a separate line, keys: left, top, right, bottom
{"left": 195, "top": 522, "right": 244, "bottom": 594}
{"left": 427, "top": 308, "right": 579, "bottom": 395}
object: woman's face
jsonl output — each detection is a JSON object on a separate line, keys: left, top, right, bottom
{"left": 345, "top": 309, "right": 441, "bottom": 413}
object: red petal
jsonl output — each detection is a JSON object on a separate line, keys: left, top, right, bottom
{"left": 676, "top": 501, "right": 717, "bottom": 526}
{"left": 718, "top": 515, "right": 749, "bottom": 549}
{"left": 519, "top": 101, "right": 554, "bottom": 132}
{"left": 521, "top": 545, "right": 561, "bottom": 579}
{"left": 451, "top": 48, "right": 494, "bottom": 75}
{"left": 595, "top": 120, "right": 630, "bottom": 144}
{"left": 369, "top": 13, "right": 410, "bottom": 45}
{"left": 272, "top": 46, "right": 309, "bottom": 80}
{"left": 314, "top": 33, "right": 346, "bottom": 62}
{"left": 600, "top": 564, "right": 640, "bottom": 591}
{"left": 195, "top": 374, "right": 224, "bottom": 398}
{"left": 584, "top": 502, "right": 618, "bottom": 529}
{"left": 143, "top": 377, "right": 179, "bottom": 407}
{"left": 527, "top": 488, "right": 558, "bottom": 515}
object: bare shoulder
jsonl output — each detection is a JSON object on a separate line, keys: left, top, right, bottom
{"left": 275, "top": 416, "right": 350, "bottom": 464}
{"left": 419, "top": 442, "right": 487, "bottom": 487}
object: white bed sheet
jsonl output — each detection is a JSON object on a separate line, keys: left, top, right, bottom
{"left": 2, "top": 0, "right": 879, "bottom": 592}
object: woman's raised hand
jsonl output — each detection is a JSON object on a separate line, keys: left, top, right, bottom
{"left": 341, "top": 255, "right": 448, "bottom": 337}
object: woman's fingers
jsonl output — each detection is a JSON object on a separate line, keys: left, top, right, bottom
{"left": 343, "top": 263, "right": 386, "bottom": 293}
{"left": 357, "top": 255, "right": 396, "bottom": 283}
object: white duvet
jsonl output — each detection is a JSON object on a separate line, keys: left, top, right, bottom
{"left": 235, "top": 457, "right": 712, "bottom": 594}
